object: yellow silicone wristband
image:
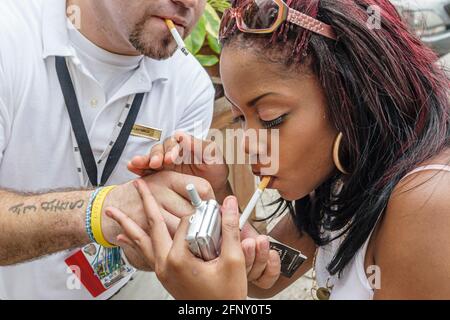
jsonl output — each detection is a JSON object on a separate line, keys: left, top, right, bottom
{"left": 91, "top": 185, "right": 117, "bottom": 248}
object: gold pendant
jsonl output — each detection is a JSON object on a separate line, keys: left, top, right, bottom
{"left": 316, "top": 287, "right": 331, "bottom": 300}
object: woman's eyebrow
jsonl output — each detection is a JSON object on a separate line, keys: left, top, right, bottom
{"left": 225, "top": 92, "right": 281, "bottom": 109}
{"left": 247, "top": 92, "right": 280, "bottom": 107}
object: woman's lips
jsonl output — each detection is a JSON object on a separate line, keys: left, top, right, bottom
{"left": 266, "top": 177, "right": 277, "bottom": 189}
{"left": 252, "top": 171, "right": 278, "bottom": 189}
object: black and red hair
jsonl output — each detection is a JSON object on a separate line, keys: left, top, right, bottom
{"left": 221, "top": 0, "right": 450, "bottom": 275}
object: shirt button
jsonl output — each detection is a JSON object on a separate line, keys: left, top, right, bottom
{"left": 90, "top": 99, "right": 98, "bottom": 107}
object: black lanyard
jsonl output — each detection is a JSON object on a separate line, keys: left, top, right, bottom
{"left": 55, "top": 56, "right": 144, "bottom": 187}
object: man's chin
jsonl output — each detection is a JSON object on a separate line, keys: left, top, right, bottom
{"left": 129, "top": 21, "right": 178, "bottom": 60}
{"left": 131, "top": 39, "right": 178, "bottom": 60}
{"left": 143, "top": 47, "right": 177, "bottom": 60}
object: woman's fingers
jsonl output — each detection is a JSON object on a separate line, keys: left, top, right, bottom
{"left": 241, "top": 238, "right": 256, "bottom": 274}
{"left": 159, "top": 207, "right": 181, "bottom": 237}
{"left": 104, "top": 207, "right": 154, "bottom": 262}
{"left": 247, "top": 235, "right": 270, "bottom": 282}
{"left": 251, "top": 250, "right": 281, "bottom": 289}
{"left": 240, "top": 222, "right": 260, "bottom": 240}
{"left": 134, "top": 179, "right": 172, "bottom": 264}
{"left": 220, "top": 196, "right": 245, "bottom": 260}
{"left": 171, "top": 215, "right": 192, "bottom": 257}
{"left": 116, "top": 233, "right": 136, "bottom": 248}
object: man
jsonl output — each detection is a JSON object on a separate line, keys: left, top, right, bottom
{"left": 0, "top": 0, "right": 215, "bottom": 299}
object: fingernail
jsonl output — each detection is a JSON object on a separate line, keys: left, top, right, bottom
{"left": 260, "top": 237, "right": 270, "bottom": 250}
{"left": 105, "top": 210, "right": 112, "bottom": 218}
{"left": 150, "top": 156, "right": 158, "bottom": 164}
{"left": 133, "top": 180, "right": 139, "bottom": 189}
{"left": 224, "top": 196, "right": 238, "bottom": 212}
{"left": 245, "top": 242, "right": 254, "bottom": 255}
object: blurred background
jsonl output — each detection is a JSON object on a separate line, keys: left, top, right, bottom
{"left": 392, "top": 0, "right": 450, "bottom": 57}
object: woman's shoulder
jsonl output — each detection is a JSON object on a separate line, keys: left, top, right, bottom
{"left": 382, "top": 148, "right": 450, "bottom": 220}
{"left": 395, "top": 148, "right": 450, "bottom": 193}
{"left": 371, "top": 148, "right": 450, "bottom": 298}
{"left": 385, "top": 147, "right": 450, "bottom": 230}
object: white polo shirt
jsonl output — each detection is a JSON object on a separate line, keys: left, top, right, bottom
{"left": 0, "top": 0, "right": 214, "bottom": 299}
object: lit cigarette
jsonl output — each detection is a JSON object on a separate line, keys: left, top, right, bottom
{"left": 239, "top": 176, "right": 271, "bottom": 230}
{"left": 165, "top": 19, "right": 189, "bottom": 56}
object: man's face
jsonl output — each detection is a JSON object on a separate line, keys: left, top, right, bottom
{"left": 97, "top": 0, "right": 206, "bottom": 59}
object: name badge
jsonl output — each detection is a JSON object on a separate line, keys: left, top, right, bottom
{"left": 131, "top": 124, "right": 162, "bottom": 141}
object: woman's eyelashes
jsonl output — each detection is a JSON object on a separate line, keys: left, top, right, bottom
{"left": 261, "top": 114, "right": 288, "bottom": 129}
{"left": 232, "top": 114, "right": 288, "bottom": 129}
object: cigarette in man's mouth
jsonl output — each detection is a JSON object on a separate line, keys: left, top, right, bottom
{"left": 239, "top": 176, "right": 272, "bottom": 230}
{"left": 165, "top": 19, "right": 189, "bottom": 56}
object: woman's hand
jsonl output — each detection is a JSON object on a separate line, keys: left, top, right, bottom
{"left": 106, "top": 179, "right": 248, "bottom": 300}
{"left": 240, "top": 223, "right": 282, "bottom": 290}
{"left": 127, "top": 132, "right": 230, "bottom": 198}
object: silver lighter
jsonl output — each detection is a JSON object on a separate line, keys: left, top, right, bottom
{"left": 185, "top": 184, "right": 222, "bottom": 261}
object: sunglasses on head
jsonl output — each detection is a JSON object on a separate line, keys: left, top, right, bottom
{"left": 219, "top": 0, "right": 336, "bottom": 41}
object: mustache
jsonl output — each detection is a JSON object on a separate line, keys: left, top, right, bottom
{"left": 151, "top": 3, "right": 194, "bottom": 24}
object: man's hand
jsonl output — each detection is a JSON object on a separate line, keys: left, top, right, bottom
{"left": 127, "top": 132, "right": 230, "bottom": 201}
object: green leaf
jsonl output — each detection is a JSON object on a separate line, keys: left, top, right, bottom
{"left": 203, "top": 3, "right": 221, "bottom": 39}
{"left": 195, "top": 54, "right": 220, "bottom": 67}
{"left": 207, "top": 34, "right": 221, "bottom": 55}
{"left": 207, "top": 0, "right": 231, "bottom": 13}
{"left": 184, "top": 16, "right": 207, "bottom": 55}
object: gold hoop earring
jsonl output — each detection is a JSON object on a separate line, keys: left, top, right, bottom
{"left": 333, "top": 132, "right": 349, "bottom": 175}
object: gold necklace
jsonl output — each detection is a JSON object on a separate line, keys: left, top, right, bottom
{"left": 310, "top": 247, "right": 334, "bottom": 300}
{"left": 310, "top": 177, "right": 345, "bottom": 300}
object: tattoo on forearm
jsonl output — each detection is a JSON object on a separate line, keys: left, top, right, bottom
{"left": 8, "top": 203, "right": 37, "bottom": 215}
{"left": 41, "top": 199, "right": 85, "bottom": 212}
{"left": 8, "top": 199, "right": 85, "bottom": 215}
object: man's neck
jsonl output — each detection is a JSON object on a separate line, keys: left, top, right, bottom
{"left": 67, "top": 0, "right": 140, "bottom": 56}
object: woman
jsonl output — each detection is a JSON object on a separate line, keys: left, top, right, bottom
{"left": 110, "top": 0, "right": 450, "bottom": 299}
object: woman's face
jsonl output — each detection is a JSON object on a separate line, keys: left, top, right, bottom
{"left": 220, "top": 46, "right": 338, "bottom": 200}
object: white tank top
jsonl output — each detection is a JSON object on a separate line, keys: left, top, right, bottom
{"left": 315, "top": 164, "right": 450, "bottom": 300}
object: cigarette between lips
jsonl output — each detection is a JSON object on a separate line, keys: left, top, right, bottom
{"left": 239, "top": 176, "right": 271, "bottom": 230}
{"left": 165, "top": 19, "right": 189, "bottom": 56}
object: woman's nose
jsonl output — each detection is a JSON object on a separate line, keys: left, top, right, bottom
{"left": 241, "top": 129, "right": 259, "bottom": 162}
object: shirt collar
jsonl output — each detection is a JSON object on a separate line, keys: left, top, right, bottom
{"left": 41, "top": 0, "right": 170, "bottom": 82}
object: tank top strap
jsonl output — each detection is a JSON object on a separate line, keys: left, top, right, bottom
{"left": 400, "top": 164, "right": 450, "bottom": 182}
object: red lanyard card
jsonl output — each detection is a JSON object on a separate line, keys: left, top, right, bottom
{"left": 65, "top": 244, "right": 135, "bottom": 297}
